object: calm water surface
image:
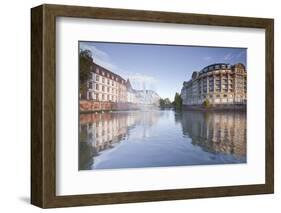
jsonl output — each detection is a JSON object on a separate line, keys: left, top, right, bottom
{"left": 79, "top": 110, "right": 246, "bottom": 170}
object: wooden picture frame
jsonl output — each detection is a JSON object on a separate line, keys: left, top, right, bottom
{"left": 31, "top": 4, "right": 274, "bottom": 208}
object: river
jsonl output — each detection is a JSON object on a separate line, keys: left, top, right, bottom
{"left": 79, "top": 110, "right": 246, "bottom": 170}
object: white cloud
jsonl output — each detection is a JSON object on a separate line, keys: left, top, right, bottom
{"left": 203, "top": 56, "right": 212, "bottom": 61}
{"left": 223, "top": 52, "right": 236, "bottom": 61}
{"left": 235, "top": 50, "right": 246, "bottom": 59}
{"left": 79, "top": 42, "right": 158, "bottom": 91}
{"left": 79, "top": 42, "right": 117, "bottom": 70}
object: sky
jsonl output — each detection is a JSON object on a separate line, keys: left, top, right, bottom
{"left": 79, "top": 41, "right": 247, "bottom": 101}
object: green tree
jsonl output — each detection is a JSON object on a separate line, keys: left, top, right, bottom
{"left": 79, "top": 49, "right": 93, "bottom": 99}
{"left": 159, "top": 98, "right": 165, "bottom": 108}
{"left": 202, "top": 99, "right": 210, "bottom": 108}
{"left": 164, "top": 98, "right": 171, "bottom": 106}
{"left": 159, "top": 98, "right": 172, "bottom": 108}
{"left": 173, "top": 92, "right": 182, "bottom": 110}
{"left": 79, "top": 49, "right": 93, "bottom": 84}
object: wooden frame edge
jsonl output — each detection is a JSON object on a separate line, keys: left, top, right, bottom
{"left": 31, "top": 5, "right": 44, "bottom": 208}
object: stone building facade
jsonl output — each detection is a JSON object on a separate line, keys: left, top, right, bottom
{"left": 83, "top": 62, "right": 130, "bottom": 103}
{"left": 80, "top": 62, "right": 161, "bottom": 109}
{"left": 181, "top": 63, "right": 247, "bottom": 106}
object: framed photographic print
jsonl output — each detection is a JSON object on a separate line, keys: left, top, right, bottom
{"left": 31, "top": 4, "right": 274, "bottom": 208}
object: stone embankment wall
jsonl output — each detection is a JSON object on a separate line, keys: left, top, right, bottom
{"left": 80, "top": 100, "right": 140, "bottom": 112}
{"left": 182, "top": 104, "right": 246, "bottom": 111}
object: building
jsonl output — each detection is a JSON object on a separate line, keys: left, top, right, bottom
{"left": 82, "top": 62, "right": 128, "bottom": 103}
{"left": 125, "top": 79, "right": 139, "bottom": 104}
{"left": 181, "top": 63, "right": 247, "bottom": 106}
{"left": 134, "top": 90, "right": 161, "bottom": 106}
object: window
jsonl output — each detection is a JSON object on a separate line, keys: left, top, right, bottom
{"left": 107, "top": 87, "right": 110, "bottom": 92}
{"left": 88, "top": 82, "right": 93, "bottom": 89}
{"left": 102, "top": 86, "right": 105, "bottom": 92}
{"left": 91, "top": 92, "right": 96, "bottom": 100}
{"left": 96, "top": 84, "right": 99, "bottom": 90}
{"left": 102, "top": 78, "right": 105, "bottom": 83}
{"left": 108, "top": 79, "right": 110, "bottom": 85}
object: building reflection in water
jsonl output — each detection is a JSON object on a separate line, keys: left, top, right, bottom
{"left": 79, "top": 110, "right": 246, "bottom": 170}
{"left": 79, "top": 111, "right": 160, "bottom": 170}
{"left": 177, "top": 111, "right": 246, "bottom": 159}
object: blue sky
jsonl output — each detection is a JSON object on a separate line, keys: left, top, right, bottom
{"left": 79, "top": 41, "right": 246, "bottom": 101}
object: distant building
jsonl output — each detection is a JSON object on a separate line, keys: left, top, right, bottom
{"left": 181, "top": 63, "right": 247, "bottom": 106}
{"left": 125, "top": 79, "right": 139, "bottom": 104}
{"left": 134, "top": 90, "right": 161, "bottom": 106}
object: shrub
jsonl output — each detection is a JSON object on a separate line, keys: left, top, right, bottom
{"left": 202, "top": 99, "right": 210, "bottom": 108}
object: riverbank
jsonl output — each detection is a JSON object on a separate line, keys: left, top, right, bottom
{"left": 80, "top": 100, "right": 140, "bottom": 112}
{"left": 182, "top": 104, "right": 246, "bottom": 111}
{"left": 80, "top": 100, "right": 159, "bottom": 113}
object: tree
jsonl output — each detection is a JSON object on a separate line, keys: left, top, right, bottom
{"left": 79, "top": 49, "right": 93, "bottom": 99}
{"left": 202, "top": 99, "right": 210, "bottom": 108}
{"left": 79, "top": 49, "right": 93, "bottom": 84}
{"left": 173, "top": 92, "right": 182, "bottom": 110}
{"left": 159, "top": 98, "right": 165, "bottom": 108}
{"left": 164, "top": 98, "right": 171, "bottom": 106}
{"left": 159, "top": 98, "right": 172, "bottom": 108}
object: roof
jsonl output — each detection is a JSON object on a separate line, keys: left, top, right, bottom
{"left": 91, "top": 62, "right": 126, "bottom": 84}
{"left": 200, "top": 63, "right": 231, "bottom": 74}
{"left": 125, "top": 79, "right": 133, "bottom": 90}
